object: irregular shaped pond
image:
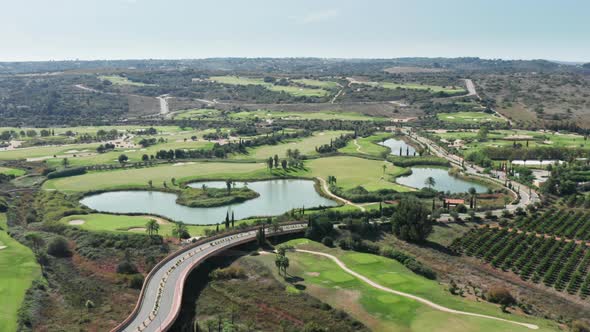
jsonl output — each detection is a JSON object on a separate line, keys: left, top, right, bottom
{"left": 379, "top": 138, "right": 417, "bottom": 156}
{"left": 395, "top": 167, "right": 489, "bottom": 193}
{"left": 80, "top": 179, "right": 336, "bottom": 224}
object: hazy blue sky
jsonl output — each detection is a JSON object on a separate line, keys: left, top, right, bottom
{"left": 1, "top": 0, "right": 588, "bottom": 61}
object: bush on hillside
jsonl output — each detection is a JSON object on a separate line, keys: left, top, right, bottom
{"left": 47, "top": 236, "right": 71, "bottom": 257}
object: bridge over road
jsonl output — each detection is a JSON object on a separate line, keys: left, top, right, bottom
{"left": 112, "top": 222, "right": 307, "bottom": 332}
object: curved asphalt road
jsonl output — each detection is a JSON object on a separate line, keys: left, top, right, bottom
{"left": 113, "top": 223, "right": 307, "bottom": 332}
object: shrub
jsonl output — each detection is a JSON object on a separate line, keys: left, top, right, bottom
{"left": 210, "top": 266, "right": 246, "bottom": 280}
{"left": 128, "top": 274, "right": 144, "bottom": 289}
{"left": 47, "top": 236, "right": 71, "bottom": 257}
{"left": 46, "top": 167, "right": 86, "bottom": 179}
{"left": 487, "top": 286, "right": 516, "bottom": 306}
{"left": 572, "top": 319, "right": 590, "bottom": 332}
{"left": 116, "top": 261, "right": 138, "bottom": 274}
{"left": 322, "top": 236, "right": 334, "bottom": 247}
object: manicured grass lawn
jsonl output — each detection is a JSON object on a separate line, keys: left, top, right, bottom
{"left": 232, "top": 131, "right": 351, "bottom": 160}
{"left": 432, "top": 129, "right": 590, "bottom": 156}
{"left": 0, "top": 214, "right": 42, "bottom": 332}
{"left": 173, "top": 109, "right": 222, "bottom": 120}
{"left": 357, "top": 81, "right": 466, "bottom": 94}
{"left": 266, "top": 239, "right": 558, "bottom": 332}
{"left": 437, "top": 112, "right": 506, "bottom": 124}
{"left": 0, "top": 167, "right": 25, "bottom": 177}
{"left": 0, "top": 143, "right": 101, "bottom": 161}
{"left": 209, "top": 76, "right": 330, "bottom": 97}
{"left": 339, "top": 132, "right": 391, "bottom": 157}
{"left": 291, "top": 78, "right": 340, "bottom": 89}
{"left": 43, "top": 161, "right": 267, "bottom": 192}
{"left": 306, "top": 156, "right": 411, "bottom": 192}
{"left": 45, "top": 140, "right": 214, "bottom": 168}
{"left": 228, "top": 109, "right": 379, "bottom": 121}
{"left": 59, "top": 214, "right": 244, "bottom": 237}
{"left": 98, "top": 75, "right": 155, "bottom": 86}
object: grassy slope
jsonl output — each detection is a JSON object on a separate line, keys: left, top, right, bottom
{"left": 43, "top": 162, "right": 267, "bottom": 192}
{"left": 0, "top": 167, "right": 26, "bottom": 177}
{"left": 433, "top": 129, "right": 589, "bottom": 156}
{"left": 232, "top": 131, "right": 351, "bottom": 160}
{"left": 173, "top": 109, "right": 222, "bottom": 120}
{"left": 306, "top": 156, "right": 410, "bottom": 192}
{"left": 0, "top": 143, "right": 102, "bottom": 161}
{"left": 59, "top": 214, "right": 246, "bottom": 236}
{"left": 209, "top": 76, "right": 329, "bottom": 97}
{"left": 228, "top": 109, "right": 380, "bottom": 121}
{"left": 45, "top": 156, "right": 411, "bottom": 193}
{"left": 98, "top": 75, "right": 155, "bottom": 86}
{"left": 339, "top": 132, "right": 392, "bottom": 157}
{"left": 267, "top": 239, "right": 558, "bottom": 332}
{"left": 436, "top": 112, "right": 506, "bottom": 124}
{"left": 291, "top": 78, "right": 340, "bottom": 89}
{"left": 357, "top": 81, "right": 466, "bottom": 94}
{"left": 0, "top": 214, "right": 42, "bottom": 332}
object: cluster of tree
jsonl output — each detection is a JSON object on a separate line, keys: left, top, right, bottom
{"left": 138, "top": 137, "right": 158, "bottom": 148}
{"left": 96, "top": 143, "right": 115, "bottom": 153}
{"left": 133, "top": 127, "right": 158, "bottom": 135}
{"left": 154, "top": 130, "right": 312, "bottom": 161}
{"left": 203, "top": 131, "right": 229, "bottom": 140}
{"left": 315, "top": 134, "right": 354, "bottom": 153}
{"left": 46, "top": 167, "right": 87, "bottom": 179}
{"left": 541, "top": 163, "right": 590, "bottom": 196}
{"left": 0, "top": 75, "right": 129, "bottom": 126}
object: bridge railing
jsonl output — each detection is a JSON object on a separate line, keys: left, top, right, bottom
{"left": 111, "top": 221, "right": 307, "bottom": 332}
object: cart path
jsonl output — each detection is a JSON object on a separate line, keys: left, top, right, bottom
{"left": 316, "top": 177, "right": 366, "bottom": 212}
{"left": 295, "top": 249, "right": 539, "bottom": 330}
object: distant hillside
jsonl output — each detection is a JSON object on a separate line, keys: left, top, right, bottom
{"left": 0, "top": 57, "right": 578, "bottom": 75}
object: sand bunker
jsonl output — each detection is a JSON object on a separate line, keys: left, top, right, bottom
{"left": 173, "top": 162, "right": 195, "bottom": 167}
{"left": 128, "top": 227, "right": 146, "bottom": 232}
{"left": 68, "top": 219, "right": 85, "bottom": 225}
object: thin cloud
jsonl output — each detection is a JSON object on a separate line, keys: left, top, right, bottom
{"left": 297, "top": 9, "right": 340, "bottom": 24}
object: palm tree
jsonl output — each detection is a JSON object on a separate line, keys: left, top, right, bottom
{"left": 172, "top": 222, "right": 188, "bottom": 241}
{"left": 145, "top": 219, "right": 160, "bottom": 236}
{"left": 425, "top": 176, "right": 436, "bottom": 189}
{"left": 382, "top": 163, "right": 387, "bottom": 175}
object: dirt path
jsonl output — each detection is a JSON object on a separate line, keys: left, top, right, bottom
{"left": 295, "top": 249, "right": 539, "bottom": 330}
{"left": 157, "top": 94, "right": 170, "bottom": 116}
{"left": 316, "top": 177, "right": 365, "bottom": 212}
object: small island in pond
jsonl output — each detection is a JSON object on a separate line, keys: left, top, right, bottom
{"left": 176, "top": 186, "right": 259, "bottom": 208}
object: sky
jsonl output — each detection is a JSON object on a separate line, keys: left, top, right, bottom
{"left": 1, "top": 0, "right": 589, "bottom": 62}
